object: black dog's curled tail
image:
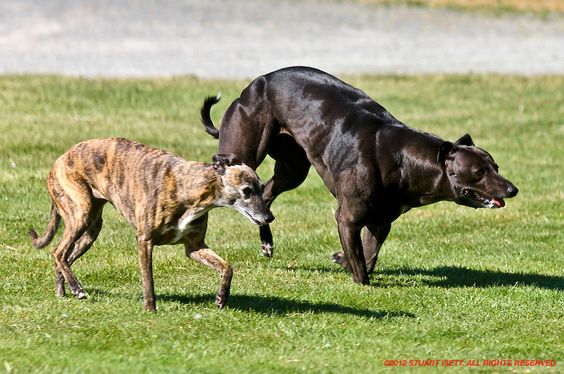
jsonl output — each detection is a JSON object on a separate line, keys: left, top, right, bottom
{"left": 200, "top": 93, "right": 221, "bottom": 139}
{"left": 29, "top": 201, "right": 61, "bottom": 249}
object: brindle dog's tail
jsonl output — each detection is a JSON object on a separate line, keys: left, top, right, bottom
{"left": 29, "top": 201, "right": 61, "bottom": 249}
{"left": 200, "top": 93, "right": 221, "bottom": 139}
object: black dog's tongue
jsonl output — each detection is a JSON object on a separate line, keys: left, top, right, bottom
{"left": 491, "top": 197, "right": 505, "bottom": 208}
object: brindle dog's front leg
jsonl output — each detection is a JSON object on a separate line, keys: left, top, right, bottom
{"left": 335, "top": 207, "right": 369, "bottom": 285}
{"left": 185, "top": 245, "right": 233, "bottom": 309}
{"left": 137, "top": 237, "right": 156, "bottom": 312}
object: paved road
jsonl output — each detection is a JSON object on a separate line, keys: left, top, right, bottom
{"left": 0, "top": 0, "right": 562, "bottom": 78}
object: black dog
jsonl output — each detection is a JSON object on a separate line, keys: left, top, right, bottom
{"left": 200, "top": 66, "right": 518, "bottom": 285}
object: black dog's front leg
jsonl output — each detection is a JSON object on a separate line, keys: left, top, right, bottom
{"left": 259, "top": 225, "right": 274, "bottom": 257}
{"left": 336, "top": 212, "right": 369, "bottom": 285}
{"left": 332, "top": 224, "right": 391, "bottom": 275}
{"left": 362, "top": 224, "right": 391, "bottom": 274}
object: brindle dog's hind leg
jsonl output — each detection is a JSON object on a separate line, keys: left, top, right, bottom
{"left": 52, "top": 218, "right": 90, "bottom": 299}
{"left": 55, "top": 203, "right": 104, "bottom": 297}
{"left": 49, "top": 178, "right": 98, "bottom": 299}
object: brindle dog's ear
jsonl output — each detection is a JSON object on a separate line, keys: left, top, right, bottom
{"left": 437, "top": 141, "right": 454, "bottom": 163}
{"left": 212, "top": 153, "right": 241, "bottom": 174}
{"left": 454, "top": 133, "right": 474, "bottom": 146}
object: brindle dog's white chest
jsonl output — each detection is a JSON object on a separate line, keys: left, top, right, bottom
{"left": 172, "top": 208, "right": 211, "bottom": 244}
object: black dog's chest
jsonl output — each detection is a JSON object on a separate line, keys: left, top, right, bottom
{"left": 365, "top": 189, "right": 415, "bottom": 225}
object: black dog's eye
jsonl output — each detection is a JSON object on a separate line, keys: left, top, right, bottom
{"left": 474, "top": 168, "right": 486, "bottom": 177}
{"left": 242, "top": 187, "right": 253, "bottom": 198}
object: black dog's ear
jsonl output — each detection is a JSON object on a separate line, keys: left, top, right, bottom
{"left": 437, "top": 141, "right": 454, "bottom": 163}
{"left": 454, "top": 133, "right": 474, "bottom": 146}
{"left": 212, "top": 153, "right": 241, "bottom": 175}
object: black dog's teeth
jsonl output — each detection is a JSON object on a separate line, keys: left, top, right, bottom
{"left": 466, "top": 189, "right": 486, "bottom": 202}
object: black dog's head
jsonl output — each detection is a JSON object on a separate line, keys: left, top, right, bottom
{"left": 438, "top": 134, "right": 518, "bottom": 209}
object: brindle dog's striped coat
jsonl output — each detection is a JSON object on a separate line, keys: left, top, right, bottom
{"left": 30, "top": 137, "right": 274, "bottom": 311}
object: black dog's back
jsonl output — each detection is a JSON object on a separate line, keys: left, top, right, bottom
{"left": 262, "top": 67, "right": 403, "bottom": 126}
{"left": 200, "top": 67, "right": 404, "bottom": 141}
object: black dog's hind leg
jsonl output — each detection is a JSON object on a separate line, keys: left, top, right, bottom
{"left": 260, "top": 135, "right": 310, "bottom": 257}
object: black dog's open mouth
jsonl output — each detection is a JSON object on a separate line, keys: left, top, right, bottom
{"left": 461, "top": 188, "right": 505, "bottom": 209}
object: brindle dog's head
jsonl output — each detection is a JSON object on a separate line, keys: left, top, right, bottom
{"left": 213, "top": 153, "right": 275, "bottom": 225}
{"left": 438, "top": 134, "right": 518, "bottom": 209}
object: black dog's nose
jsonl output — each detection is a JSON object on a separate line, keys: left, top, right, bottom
{"left": 507, "top": 185, "right": 519, "bottom": 197}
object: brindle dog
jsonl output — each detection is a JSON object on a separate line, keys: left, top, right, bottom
{"left": 30, "top": 137, "right": 274, "bottom": 311}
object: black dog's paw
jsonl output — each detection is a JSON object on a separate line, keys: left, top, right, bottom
{"left": 260, "top": 243, "right": 274, "bottom": 258}
{"left": 331, "top": 251, "right": 350, "bottom": 271}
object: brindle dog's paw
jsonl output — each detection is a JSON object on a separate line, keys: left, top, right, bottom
{"left": 260, "top": 243, "right": 274, "bottom": 257}
{"left": 74, "top": 290, "right": 87, "bottom": 299}
{"left": 215, "top": 295, "right": 224, "bottom": 309}
{"left": 55, "top": 286, "right": 65, "bottom": 298}
{"left": 216, "top": 292, "right": 229, "bottom": 309}
{"left": 331, "top": 251, "right": 350, "bottom": 271}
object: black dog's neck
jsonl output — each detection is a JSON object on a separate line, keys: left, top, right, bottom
{"left": 396, "top": 133, "right": 455, "bottom": 206}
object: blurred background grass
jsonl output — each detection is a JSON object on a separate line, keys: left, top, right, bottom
{"left": 357, "top": 0, "right": 564, "bottom": 14}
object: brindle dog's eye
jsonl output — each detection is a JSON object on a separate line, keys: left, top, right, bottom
{"left": 242, "top": 187, "right": 253, "bottom": 198}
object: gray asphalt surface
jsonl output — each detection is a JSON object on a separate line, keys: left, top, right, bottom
{"left": 0, "top": 0, "right": 563, "bottom": 78}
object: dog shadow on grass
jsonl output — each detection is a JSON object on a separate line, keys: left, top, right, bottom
{"left": 283, "top": 264, "right": 563, "bottom": 291}
{"left": 159, "top": 293, "right": 415, "bottom": 319}
{"left": 376, "top": 266, "right": 564, "bottom": 291}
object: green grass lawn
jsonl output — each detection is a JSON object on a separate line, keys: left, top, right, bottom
{"left": 0, "top": 74, "right": 562, "bottom": 372}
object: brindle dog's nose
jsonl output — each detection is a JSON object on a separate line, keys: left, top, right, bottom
{"left": 265, "top": 211, "right": 275, "bottom": 224}
{"left": 507, "top": 185, "right": 519, "bottom": 197}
